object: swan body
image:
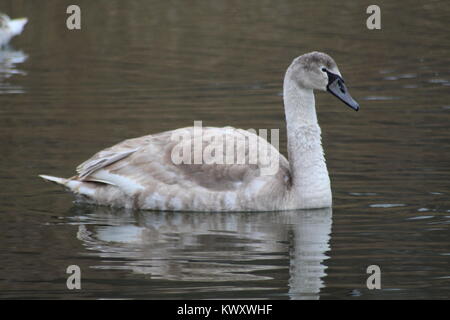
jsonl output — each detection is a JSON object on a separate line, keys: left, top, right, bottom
{"left": 40, "top": 52, "right": 359, "bottom": 211}
{"left": 0, "top": 13, "right": 27, "bottom": 48}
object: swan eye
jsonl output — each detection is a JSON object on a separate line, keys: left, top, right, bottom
{"left": 321, "top": 67, "right": 327, "bottom": 72}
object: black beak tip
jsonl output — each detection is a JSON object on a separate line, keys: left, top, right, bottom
{"left": 326, "top": 71, "right": 360, "bottom": 112}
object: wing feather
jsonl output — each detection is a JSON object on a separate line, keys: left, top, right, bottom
{"left": 73, "top": 127, "right": 290, "bottom": 210}
{"left": 76, "top": 147, "right": 140, "bottom": 179}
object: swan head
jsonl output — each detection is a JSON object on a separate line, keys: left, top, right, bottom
{"left": 288, "top": 51, "right": 359, "bottom": 111}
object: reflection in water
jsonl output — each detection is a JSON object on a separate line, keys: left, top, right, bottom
{"left": 71, "top": 206, "right": 332, "bottom": 299}
{"left": 288, "top": 209, "right": 331, "bottom": 299}
{"left": 0, "top": 47, "right": 27, "bottom": 94}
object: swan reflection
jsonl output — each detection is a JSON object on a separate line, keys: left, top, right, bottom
{"left": 71, "top": 206, "right": 332, "bottom": 299}
{"left": 0, "top": 47, "right": 27, "bottom": 94}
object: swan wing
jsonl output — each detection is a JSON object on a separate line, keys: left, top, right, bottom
{"left": 77, "top": 127, "right": 290, "bottom": 204}
{"left": 76, "top": 136, "right": 149, "bottom": 179}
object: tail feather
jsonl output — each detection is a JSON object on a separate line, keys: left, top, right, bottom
{"left": 39, "top": 174, "right": 95, "bottom": 197}
{"left": 39, "top": 174, "right": 68, "bottom": 185}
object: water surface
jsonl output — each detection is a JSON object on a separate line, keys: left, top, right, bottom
{"left": 0, "top": 0, "right": 449, "bottom": 299}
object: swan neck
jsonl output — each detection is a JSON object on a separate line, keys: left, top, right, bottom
{"left": 283, "top": 74, "right": 331, "bottom": 208}
{"left": 283, "top": 77, "right": 318, "bottom": 126}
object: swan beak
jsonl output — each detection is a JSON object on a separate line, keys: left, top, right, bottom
{"left": 326, "top": 71, "right": 359, "bottom": 111}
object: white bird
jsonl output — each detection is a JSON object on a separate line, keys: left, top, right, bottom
{"left": 40, "top": 52, "right": 359, "bottom": 211}
{"left": 0, "top": 13, "right": 27, "bottom": 48}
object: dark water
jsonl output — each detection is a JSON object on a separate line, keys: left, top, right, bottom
{"left": 1, "top": 0, "right": 449, "bottom": 299}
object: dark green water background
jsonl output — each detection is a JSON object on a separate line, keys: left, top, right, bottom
{"left": 0, "top": 0, "right": 449, "bottom": 299}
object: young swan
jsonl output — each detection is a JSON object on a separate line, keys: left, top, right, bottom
{"left": 40, "top": 52, "right": 359, "bottom": 211}
{"left": 0, "top": 13, "right": 28, "bottom": 48}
